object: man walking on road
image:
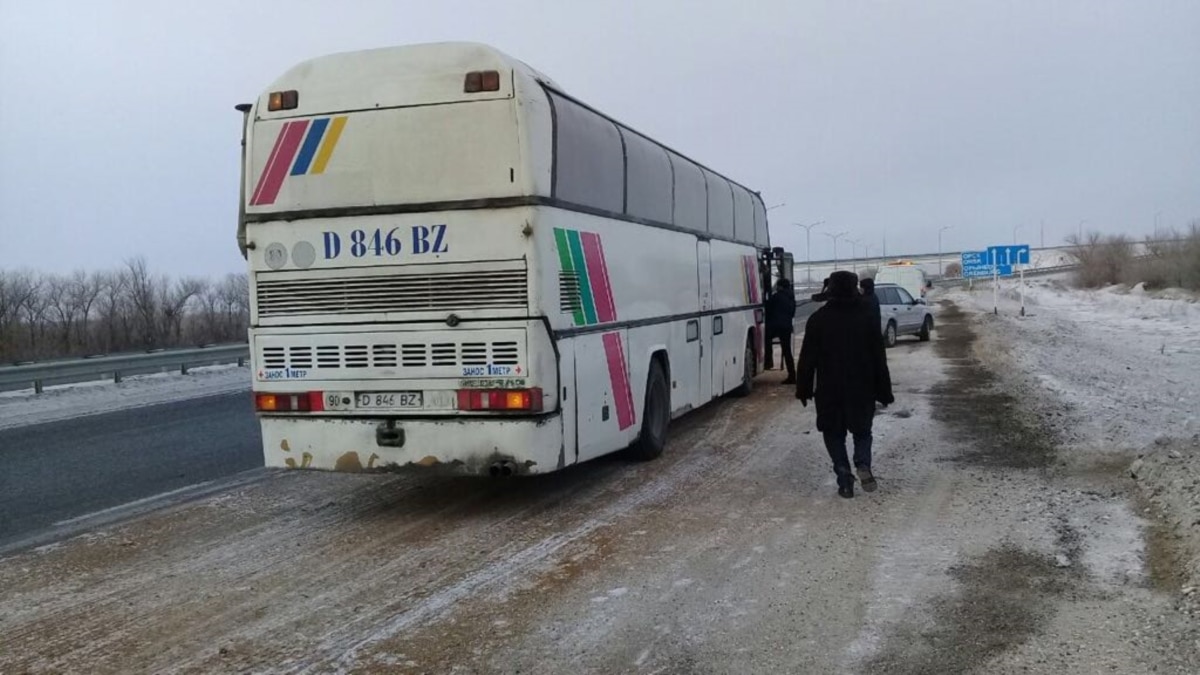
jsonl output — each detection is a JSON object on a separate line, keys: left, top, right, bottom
{"left": 764, "top": 278, "right": 798, "bottom": 383}
{"left": 795, "top": 271, "right": 893, "bottom": 498}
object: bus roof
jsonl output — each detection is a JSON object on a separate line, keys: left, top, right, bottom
{"left": 256, "top": 42, "right": 765, "bottom": 204}
{"left": 263, "top": 41, "right": 562, "bottom": 98}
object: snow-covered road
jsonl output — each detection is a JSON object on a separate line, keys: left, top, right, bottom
{"left": 1, "top": 293, "right": 1197, "bottom": 673}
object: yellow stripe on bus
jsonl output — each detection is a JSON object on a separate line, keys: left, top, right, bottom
{"left": 310, "top": 116, "right": 348, "bottom": 174}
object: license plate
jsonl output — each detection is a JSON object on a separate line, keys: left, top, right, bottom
{"left": 355, "top": 392, "right": 423, "bottom": 409}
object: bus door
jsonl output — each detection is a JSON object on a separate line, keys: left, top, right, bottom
{"left": 697, "top": 241, "right": 714, "bottom": 403}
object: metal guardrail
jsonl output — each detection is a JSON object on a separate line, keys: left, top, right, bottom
{"left": 0, "top": 344, "right": 250, "bottom": 394}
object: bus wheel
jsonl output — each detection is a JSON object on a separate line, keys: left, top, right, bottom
{"left": 627, "top": 360, "right": 670, "bottom": 461}
{"left": 731, "top": 337, "right": 755, "bottom": 397}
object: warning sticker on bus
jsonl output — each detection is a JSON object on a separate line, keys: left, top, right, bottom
{"left": 459, "top": 378, "right": 528, "bottom": 389}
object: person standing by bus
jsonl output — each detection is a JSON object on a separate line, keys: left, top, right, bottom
{"left": 859, "top": 277, "right": 881, "bottom": 328}
{"left": 764, "top": 278, "right": 797, "bottom": 383}
{"left": 795, "top": 271, "right": 893, "bottom": 498}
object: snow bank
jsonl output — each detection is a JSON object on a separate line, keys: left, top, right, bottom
{"left": 0, "top": 365, "right": 250, "bottom": 430}
{"left": 944, "top": 281, "right": 1200, "bottom": 597}
{"left": 945, "top": 281, "right": 1199, "bottom": 447}
{"left": 1130, "top": 437, "right": 1200, "bottom": 606}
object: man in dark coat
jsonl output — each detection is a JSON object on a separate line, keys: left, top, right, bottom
{"left": 859, "top": 277, "right": 882, "bottom": 329}
{"left": 764, "top": 278, "right": 798, "bottom": 383}
{"left": 796, "top": 271, "right": 894, "bottom": 498}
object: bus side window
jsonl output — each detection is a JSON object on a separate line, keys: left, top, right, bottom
{"left": 713, "top": 316, "right": 724, "bottom": 335}
{"left": 686, "top": 320, "right": 700, "bottom": 342}
{"left": 549, "top": 93, "right": 624, "bottom": 213}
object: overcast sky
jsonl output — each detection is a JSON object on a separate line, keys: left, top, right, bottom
{"left": 2, "top": 0, "right": 1198, "bottom": 276}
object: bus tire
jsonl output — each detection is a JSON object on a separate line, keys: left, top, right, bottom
{"left": 885, "top": 321, "right": 898, "bottom": 348}
{"left": 731, "top": 337, "right": 755, "bottom": 397}
{"left": 627, "top": 359, "right": 670, "bottom": 461}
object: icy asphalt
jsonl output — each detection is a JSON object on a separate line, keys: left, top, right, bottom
{"left": 1, "top": 297, "right": 1197, "bottom": 673}
{"left": 0, "top": 391, "right": 261, "bottom": 550}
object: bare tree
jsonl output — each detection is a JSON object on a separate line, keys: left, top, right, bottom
{"left": 125, "top": 257, "right": 164, "bottom": 347}
{"left": 2, "top": 262, "right": 250, "bottom": 361}
{"left": 218, "top": 273, "right": 250, "bottom": 342}
{"left": 95, "top": 269, "right": 132, "bottom": 354}
{"left": 45, "top": 274, "right": 79, "bottom": 353}
{"left": 70, "top": 270, "right": 105, "bottom": 353}
{"left": 0, "top": 271, "right": 39, "bottom": 361}
{"left": 161, "top": 277, "right": 207, "bottom": 345}
{"left": 18, "top": 276, "right": 51, "bottom": 358}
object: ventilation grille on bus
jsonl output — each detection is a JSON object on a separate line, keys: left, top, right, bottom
{"left": 256, "top": 269, "right": 528, "bottom": 317}
{"left": 559, "top": 271, "right": 582, "bottom": 314}
{"left": 261, "top": 340, "right": 521, "bottom": 370}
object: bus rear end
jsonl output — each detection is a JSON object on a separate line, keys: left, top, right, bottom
{"left": 238, "top": 44, "right": 562, "bottom": 475}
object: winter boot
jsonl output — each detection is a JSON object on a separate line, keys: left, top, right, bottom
{"left": 857, "top": 466, "right": 877, "bottom": 493}
{"left": 837, "top": 478, "right": 855, "bottom": 499}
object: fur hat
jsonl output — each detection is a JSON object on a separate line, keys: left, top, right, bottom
{"left": 828, "top": 271, "right": 859, "bottom": 299}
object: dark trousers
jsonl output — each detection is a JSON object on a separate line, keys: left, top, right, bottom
{"left": 765, "top": 328, "right": 795, "bottom": 377}
{"left": 822, "top": 427, "right": 872, "bottom": 487}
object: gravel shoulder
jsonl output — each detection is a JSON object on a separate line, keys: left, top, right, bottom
{"left": 1, "top": 300, "right": 1196, "bottom": 673}
{"left": 949, "top": 281, "right": 1200, "bottom": 614}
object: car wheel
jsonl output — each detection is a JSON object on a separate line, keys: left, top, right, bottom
{"left": 919, "top": 315, "right": 933, "bottom": 342}
{"left": 885, "top": 321, "right": 898, "bottom": 348}
{"left": 731, "top": 338, "right": 755, "bottom": 397}
{"left": 626, "top": 359, "right": 670, "bottom": 461}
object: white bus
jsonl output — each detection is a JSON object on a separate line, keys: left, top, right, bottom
{"left": 236, "top": 42, "right": 786, "bottom": 475}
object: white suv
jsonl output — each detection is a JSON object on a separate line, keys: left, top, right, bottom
{"left": 874, "top": 283, "right": 934, "bottom": 347}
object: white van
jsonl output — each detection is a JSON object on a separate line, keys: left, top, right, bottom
{"left": 874, "top": 264, "right": 931, "bottom": 300}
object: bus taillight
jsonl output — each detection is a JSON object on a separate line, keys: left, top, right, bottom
{"left": 255, "top": 391, "right": 323, "bottom": 413}
{"left": 268, "top": 90, "right": 298, "bottom": 111}
{"left": 464, "top": 70, "right": 501, "bottom": 93}
{"left": 457, "top": 388, "right": 543, "bottom": 412}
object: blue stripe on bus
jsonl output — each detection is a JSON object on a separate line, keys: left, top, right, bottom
{"left": 290, "top": 118, "right": 330, "bottom": 175}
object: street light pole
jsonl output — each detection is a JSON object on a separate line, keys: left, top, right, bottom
{"left": 848, "top": 239, "right": 860, "bottom": 274}
{"left": 795, "top": 220, "right": 825, "bottom": 283}
{"left": 823, "top": 231, "right": 848, "bottom": 271}
{"left": 766, "top": 202, "right": 786, "bottom": 212}
{"left": 937, "top": 226, "right": 953, "bottom": 277}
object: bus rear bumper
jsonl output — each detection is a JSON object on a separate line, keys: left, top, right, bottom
{"left": 259, "top": 413, "right": 565, "bottom": 475}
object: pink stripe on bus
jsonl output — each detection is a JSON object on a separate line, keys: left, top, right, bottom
{"left": 581, "top": 232, "right": 617, "bottom": 323}
{"left": 249, "top": 124, "right": 290, "bottom": 205}
{"left": 252, "top": 120, "right": 309, "bottom": 206}
{"left": 602, "top": 332, "right": 636, "bottom": 430}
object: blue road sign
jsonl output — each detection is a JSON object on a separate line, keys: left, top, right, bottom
{"left": 960, "top": 250, "right": 987, "bottom": 267}
{"left": 987, "top": 245, "right": 1031, "bottom": 267}
{"left": 963, "top": 263, "right": 1012, "bottom": 278}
